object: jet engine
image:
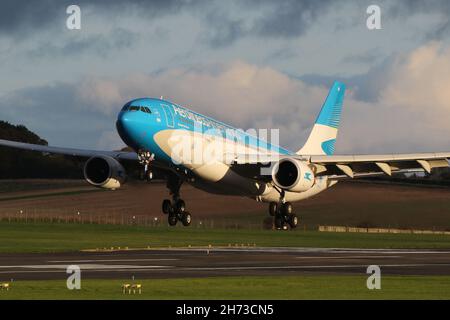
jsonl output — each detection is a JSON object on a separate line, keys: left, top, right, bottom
{"left": 272, "top": 158, "right": 315, "bottom": 192}
{"left": 83, "top": 156, "right": 127, "bottom": 190}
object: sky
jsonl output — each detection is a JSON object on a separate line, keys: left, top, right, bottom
{"left": 1, "top": 0, "right": 450, "bottom": 154}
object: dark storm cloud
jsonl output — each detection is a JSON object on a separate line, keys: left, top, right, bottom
{"left": 202, "top": 0, "right": 336, "bottom": 48}
{"left": 3, "top": 0, "right": 450, "bottom": 45}
{"left": 201, "top": 10, "right": 246, "bottom": 48}
{"left": 0, "top": 0, "right": 63, "bottom": 37}
{"left": 385, "top": 0, "right": 450, "bottom": 41}
{"left": 0, "top": 0, "right": 201, "bottom": 38}
{"left": 300, "top": 55, "right": 397, "bottom": 103}
{"left": 200, "top": 0, "right": 450, "bottom": 46}
{"left": 387, "top": 0, "right": 450, "bottom": 18}
{"left": 27, "top": 28, "right": 138, "bottom": 58}
{"left": 245, "top": 0, "right": 335, "bottom": 38}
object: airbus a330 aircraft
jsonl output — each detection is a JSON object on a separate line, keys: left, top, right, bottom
{"left": 1, "top": 81, "right": 449, "bottom": 230}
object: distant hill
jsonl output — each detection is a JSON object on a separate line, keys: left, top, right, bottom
{"left": 0, "top": 121, "right": 82, "bottom": 179}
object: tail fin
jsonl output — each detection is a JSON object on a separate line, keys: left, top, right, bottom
{"left": 297, "top": 81, "right": 345, "bottom": 155}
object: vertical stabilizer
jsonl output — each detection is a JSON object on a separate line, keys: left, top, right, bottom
{"left": 297, "top": 81, "right": 345, "bottom": 155}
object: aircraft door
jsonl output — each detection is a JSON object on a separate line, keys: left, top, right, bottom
{"left": 161, "top": 104, "right": 174, "bottom": 128}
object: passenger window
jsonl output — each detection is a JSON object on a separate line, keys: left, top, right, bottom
{"left": 145, "top": 107, "right": 152, "bottom": 113}
{"left": 129, "top": 106, "right": 140, "bottom": 112}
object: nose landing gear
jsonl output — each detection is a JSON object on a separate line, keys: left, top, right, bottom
{"left": 138, "top": 150, "right": 155, "bottom": 181}
{"left": 137, "top": 150, "right": 193, "bottom": 227}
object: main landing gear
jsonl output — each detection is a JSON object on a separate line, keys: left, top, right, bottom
{"left": 268, "top": 191, "right": 298, "bottom": 230}
{"left": 162, "top": 173, "right": 191, "bottom": 227}
{"left": 162, "top": 198, "right": 192, "bottom": 227}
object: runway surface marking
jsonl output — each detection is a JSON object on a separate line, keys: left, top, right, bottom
{"left": 1, "top": 248, "right": 449, "bottom": 280}
{"left": 0, "top": 264, "right": 173, "bottom": 270}
{"left": 47, "top": 259, "right": 178, "bottom": 263}
{"left": 132, "top": 247, "right": 450, "bottom": 254}
{"left": 294, "top": 256, "right": 402, "bottom": 259}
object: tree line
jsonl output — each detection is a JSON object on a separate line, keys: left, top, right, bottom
{"left": 0, "top": 121, "right": 82, "bottom": 179}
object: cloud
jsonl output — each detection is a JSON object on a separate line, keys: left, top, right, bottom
{"left": 0, "top": 82, "right": 118, "bottom": 149}
{"left": 387, "top": 0, "right": 450, "bottom": 18}
{"left": 0, "top": 0, "right": 333, "bottom": 43}
{"left": 341, "top": 48, "right": 383, "bottom": 65}
{"left": 76, "top": 42, "right": 450, "bottom": 153}
{"left": 336, "top": 42, "right": 450, "bottom": 153}
{"left": 0, "top": 0, "right": 199, "bottom": 38}
{"left": 27, "top": 28, "right": 138, "bottom": 58}
{"left": 425, "top": 19, "right": 450, "bottom": 40}
{"left": 97, "top": 130, "right": 125, "bottom": 150}
{"left": 381, "top": 42, "right": 450, "bottom": 126}
{"left": 2, "top": 42, "right": 450, "bottom": 154}
{"left": 200, "top": 10, "right": 246, "bottom": 48}
{"left": 76, "top": 61, "right": 325, "bottom": 130}
{"left": 383, "top": 0, "right": 450, "bottom": 41}
{"left": 246, "top": 0, "right": 334, "bottom": 38}
{"left": 3, "top": 0, "right": 449, "bottom": 54}
{"left": 300, "top": 54, "right": 398, "bottom": 104}
{"left": 200, "top": 0, "right": 336, "bottom": 47}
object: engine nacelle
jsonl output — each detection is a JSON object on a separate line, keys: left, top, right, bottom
{"left": 83, "top": 156, "right": 127, "bottom": 190}
{"left": 272, "top": 158, "right": 315, "bottom": 192}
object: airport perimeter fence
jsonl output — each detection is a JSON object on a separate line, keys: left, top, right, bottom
{"left": 0, "top": 207, "right": 314, "bottom": 230}
{"left": 319, "top": 225, "right": 450, "bottom": 235}
{"left": 1, "top": 210, "right": 449, "bottom": 234}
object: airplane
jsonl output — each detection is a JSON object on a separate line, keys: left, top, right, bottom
{"left": 1, "top": 81, "right": 449, "bottom": 230}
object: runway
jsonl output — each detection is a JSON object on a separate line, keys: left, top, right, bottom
{"left": 0, "top": 247, "right": 450, "bottom": 281}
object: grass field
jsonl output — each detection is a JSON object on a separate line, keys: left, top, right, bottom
{"left": 1, "top": 180, "right": 450, "bottom": 230}
{"left": 1, "top": 221, "right": 450, "bottom": 253}
{"left": 1, "top": 275, "right": 450, "bottom": 299}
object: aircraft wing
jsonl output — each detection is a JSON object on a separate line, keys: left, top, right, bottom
{"left": 231, "top": 152, "right": 450, "bottom": 180}
{"left": 0, "top": 139, "right": 138, "bottom": 161}
{"left": 306, "top": 152, "right": 450, "bottom": 178}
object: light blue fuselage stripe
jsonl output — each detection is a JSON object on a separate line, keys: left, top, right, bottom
{"left": 117, "top": 98, "right": 293, "bottom": 167}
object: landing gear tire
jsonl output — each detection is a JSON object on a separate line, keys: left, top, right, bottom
{"left": 269, "top": 202, "right": 277, "bottom": 217}
{"left": 162, "top": 199, "right": 172, "bottom": 215}
{"left": 281, "top": 202, "right": 293, "bottom": 215}
{"left": 168, "top": 213, "right": 178, "bottom": 226}
{"left": 273, "top": 203, "right": 297, "bottom": 230}
{"left": 274, "top": 215, "right": 284, "bottom": 230}
{"left": 288, "top": 214, "right": 298, "bottom": 229}
{"left": 175, "top": 200, "right": 186, "bottom": 214}
{"left": 181, "top": 212, "right": 192, "bottom": 226}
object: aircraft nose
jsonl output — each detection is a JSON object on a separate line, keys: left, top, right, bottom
{"left": 116, "top": 112, "right": 136, "bottom": 146}
{"left": 116, "top": 113, "right": 128, "bottom": 132}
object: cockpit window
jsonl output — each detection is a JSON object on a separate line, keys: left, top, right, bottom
{"left": 121, "top": 103, "right": 130, "bottom": 111}
{"left": 136, "top": 106, "right": 151, "bottom": 113}
{"left": 123, "top": 104, "right": 152, "bottom": 113}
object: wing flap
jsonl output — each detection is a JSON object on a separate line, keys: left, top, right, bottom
{"left": 308, "top": 152, "right": 450, "bottom": 163}
{"left": 230, "top": 151, "right": 450, "bottom": 181}
{"left": 309, "top": 153, "right": 450, "bottom": 178}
